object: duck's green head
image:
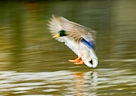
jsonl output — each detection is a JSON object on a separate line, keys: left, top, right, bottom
{"left": 53, "top": 30, "right": 67, "bottom": 38}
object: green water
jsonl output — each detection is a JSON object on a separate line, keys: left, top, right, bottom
{"left": 0, "top": 0, "right": 136, "bottom": 96}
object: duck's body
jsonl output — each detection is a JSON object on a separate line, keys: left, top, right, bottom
{"left": 48, "top": 15, "right": 98, "bottom": 68}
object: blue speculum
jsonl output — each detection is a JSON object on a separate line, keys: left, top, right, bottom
{"left": 81, "top": 38, "right": 94, "bottom": 49}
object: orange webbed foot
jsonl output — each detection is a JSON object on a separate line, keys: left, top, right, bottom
{"left": 69, "top": 57, "right": 81, "bottom": 63}
{"left": 75, "top": 60, "right": 84, "bottom": 65}
{"left": 74, "top": 59, "right": 86, "bottom": 65}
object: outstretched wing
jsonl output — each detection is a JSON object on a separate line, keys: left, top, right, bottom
{"left": 48, "top": 15, "right": 65, "bottom": 42}
{"left": 48, "top": 15, "right": 96, "bottom": 42}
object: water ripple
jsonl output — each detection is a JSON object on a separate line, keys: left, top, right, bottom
{"left": 0, "top": 69, "right": 135, "bottom": 96}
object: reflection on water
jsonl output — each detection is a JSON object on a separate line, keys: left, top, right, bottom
{"left": 0, "top": 71, "right": 97, "bottom": 96}
{"left": 0, "top": 69, "right": 136, "bottom": 96}
{"left": 0, "top": 0, "right": 136, "bottom": 96}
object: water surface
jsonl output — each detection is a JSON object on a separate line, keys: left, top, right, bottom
{"left": 0, "top": 0, "right": 136, "bottom": 96}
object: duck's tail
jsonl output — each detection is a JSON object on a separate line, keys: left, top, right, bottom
{"left": 84, "top": 48, "right": 98, "bottom": 68}
{"left": 81, "top": 39, "right": 98, "bottom": 68}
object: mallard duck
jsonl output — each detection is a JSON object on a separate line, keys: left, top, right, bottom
{"left": 48, "top": 15, "right": 98, "bottom": 68}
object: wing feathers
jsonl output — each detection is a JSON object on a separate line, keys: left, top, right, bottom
{"left": 48, "top": 15, "right": 96, "bottom": 42}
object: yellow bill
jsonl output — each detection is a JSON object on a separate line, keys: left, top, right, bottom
{"left": 53, "top": 33, "right": 60, "bottom": 38}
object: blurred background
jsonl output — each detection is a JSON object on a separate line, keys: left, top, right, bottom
{"left": 0, "top": 0, "right": 136, "bottom": 96}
